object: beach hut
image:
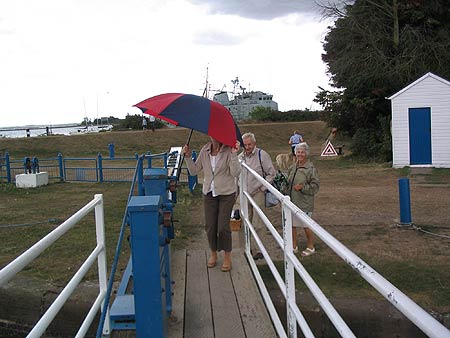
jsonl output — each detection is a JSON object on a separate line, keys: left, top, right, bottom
{"left": 388, "top": 72, "right": 450, "bottom": 168}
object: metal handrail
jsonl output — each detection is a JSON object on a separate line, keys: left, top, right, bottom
{"left": 239, "top": 161, "right": 450, "bottom": 338}
{"left": 0, "top": 194, "right": 109, "bottom": 338}
{"left": 95, "top": 155, "right": 142, "bottom": 337}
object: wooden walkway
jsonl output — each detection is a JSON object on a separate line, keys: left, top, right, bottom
{"left": 112, "top": 247, "right": 278, "bottom": 338}
{"left": 169, "top": 248, "right": 277, "bottom": 338}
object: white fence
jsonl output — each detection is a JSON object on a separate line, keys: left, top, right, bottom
{"left": 239, "top": 162, "right": 450, "bottom": 338}
{"left": 0, "top": 194, "right": 110, "bottom": 338}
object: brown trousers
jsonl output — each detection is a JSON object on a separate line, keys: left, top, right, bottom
{"left": 203, "top": 192, "right": 236, "bottom": 252}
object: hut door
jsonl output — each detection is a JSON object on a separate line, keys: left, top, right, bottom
{"left": 409, "top": 107, "right": 432, "bottom": 165}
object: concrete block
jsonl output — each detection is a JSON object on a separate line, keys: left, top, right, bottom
{"left": 15, "top": 172, "right": 49, "bottom": 188}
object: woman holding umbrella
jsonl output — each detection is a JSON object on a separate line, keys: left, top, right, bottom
{"left": 183, "top": 137, "right": 241, "bottom": 272}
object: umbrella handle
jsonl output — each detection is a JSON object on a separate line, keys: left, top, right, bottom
{"left": 176, "top": 129, "right": 194, "bottom": 181}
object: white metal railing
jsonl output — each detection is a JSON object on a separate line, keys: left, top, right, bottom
{"left": 239, "top": 162, "right": 450, "bottom": 338}
{"left": 0, "top": 194, "right": 110, "bottom": 338}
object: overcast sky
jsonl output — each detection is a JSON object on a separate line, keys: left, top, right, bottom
{"left": 0, "top": 0, "right": 333, "bottom": 127}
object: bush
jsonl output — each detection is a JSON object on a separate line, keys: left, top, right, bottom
{"left": 351, "top": 115, "right": 392, "bottom": 161}
{"left": 114, "top": 114, "right": 164, "bottom": 131}
{"left": 249, "top": 107, "right": 321, "bottom": 122}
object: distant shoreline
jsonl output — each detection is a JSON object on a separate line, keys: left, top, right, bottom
{"left": 0, "top": 123, "right": 113, "bottom": 138}
{"left": 0, "top": 123, "right": 80, "bottom": 132}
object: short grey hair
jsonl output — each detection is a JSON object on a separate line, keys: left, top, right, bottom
{"left": 242, "top": 132, "right": 256, "bottom": 143}
{"left": 294, "top": 142, "right": 309, "bottom": 156}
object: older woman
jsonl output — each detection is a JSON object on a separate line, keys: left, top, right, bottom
{"left": 286, "top": 142, "right": 320, "bottom": 256}
{"left": 183, "top": 137, "right": 241, "bottom": 271}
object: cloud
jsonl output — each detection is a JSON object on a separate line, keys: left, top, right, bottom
{"left": 0, "top": 0, "right": 332, "bottom": 128}
{"left": 188, "top": 0, "right": 319, "bottom": 20}
{"left": 193, "top": 29, "right": 245, "bottom": 45}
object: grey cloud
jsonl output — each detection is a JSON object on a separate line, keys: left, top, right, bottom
{"left": 188, "top": 0, "right": 319, "bottom": 20}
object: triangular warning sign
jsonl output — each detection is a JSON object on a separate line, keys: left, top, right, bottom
{"left": 321, "top": 141, "right": 338, "bottom": 157}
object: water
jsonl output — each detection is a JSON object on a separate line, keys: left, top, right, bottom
{"left": 0, "top": 124, "right": 113, "bottom": 138}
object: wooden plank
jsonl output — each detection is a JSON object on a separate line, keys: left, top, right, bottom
{"left": 231, "top": 250, "right": 278, "bottom": 338}
{"left": 168, "top": 249, "right": 186, "bottom": 338}
{"left": 209, "top": 261, "right": 246, "bottom": 338}
{"left": 111, "top": 330, "right": 134, "bottom": 338}
{"left": 184, "top": 250, "right": 214, "bottom": 338}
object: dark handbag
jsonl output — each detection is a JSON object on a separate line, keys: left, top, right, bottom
{"left": 265, "top": 189, "right": 279, "bottom": 208}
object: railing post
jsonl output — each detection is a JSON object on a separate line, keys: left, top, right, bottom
{"left": 282, "top": 197, "right": 297, "bottom": 338}
{"left": 5, "top": 152, "right": 11, "bottom": 183}
{"left": 58, "top": 153, "right": 64, "bottom": 181}
{"left": 98, "top": 153, "right": 103, "bottom": 183}
{"left": 146, "top": 151, "right": 152, "bottom": 168}
{"left": 32, "top": 157, "right": 39, "bottom": 174}
{"left": 137, "top": 157, "right": 145, "bottom": 196}
{"left": 398, "top": 178, "right": 412, "bottom": 225}
{"left": 94, "top": 194, "right": 111, "bottom": 336}
{"left": 23, "top": 156, "right": 30, "bottom": 174}
{"left": 240, "top": 167, "right": 251, "bottom": 256}
{"left": 108, "top": 143, "right": 115, "bottom": 159}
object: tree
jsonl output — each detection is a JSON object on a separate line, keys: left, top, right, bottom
{"left": 316, "top": 0, "right": 450, "bottom": 159}
{"left": 249, "top": 107, "right": 321, "bottom": 122}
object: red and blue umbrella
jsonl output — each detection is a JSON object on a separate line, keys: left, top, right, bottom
{"left": 134, "top": 93, "right": 242, "bottom": 147}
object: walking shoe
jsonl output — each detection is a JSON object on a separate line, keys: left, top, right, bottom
{"left": 293, "top": 246, "right": 299, "bottom": 254}
{"left": 207, "top": 252, "right": 217, "bottom": 268}
{"left": 221, "top": 252, "right": 232, "bottom": 272}
{"left": 252, "top": 252, "right": 264, "bottom": 260}
{"left": 301, "top": 247, "right": 316, "bottom": 256}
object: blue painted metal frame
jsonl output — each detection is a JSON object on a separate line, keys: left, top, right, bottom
{"left": 63, "top": 157, "right": 98, "bottom": 182}
{"left": 36, "top": 157, "right": 63, "bottom": 180}
{"left": 128, "top": 195, "right": 167, "bottom": 338}
{"left": 96, "top": 156, "right": 143, "bottom": 338}
{"left": 0, "top": 152, "right": 11, "bottom": 183}
{"left": 106, "top": 153, "right": 178, "bottom": 338}
{"left": 109, "top": 257, "right": 136, "bottom": 330}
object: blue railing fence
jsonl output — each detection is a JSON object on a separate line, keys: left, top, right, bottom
{"left": 0, "top": 150, "right": 197, "bottom": 188}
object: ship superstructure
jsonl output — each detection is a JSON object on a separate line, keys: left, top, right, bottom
{"left": 212, "top": 77, "right": 278, "bottom": 121}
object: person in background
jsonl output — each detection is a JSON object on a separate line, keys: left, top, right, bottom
{"left": 149, "top": 115, "right": 156, "bottom": 132}
{"left": 237, "top": 132, "right": 276, "bottom": 260}
{"left": 183, "top": 137, "right": 241, "bottom": 272}
{"left": 142, "top": 116, "right": 148, "bottom": 131}
{"left": 288, "top": 130, "right": 303, "bottom": 156}
{"left": 286, "top": 142, "right": 319, "bottom": 256}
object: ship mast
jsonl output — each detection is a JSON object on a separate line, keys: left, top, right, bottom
{"left": 203, "top": 66, "right": 209, "bottom": 98}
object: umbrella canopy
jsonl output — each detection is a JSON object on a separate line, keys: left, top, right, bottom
{"left": 134, "top": 93, "right": 242, "bottom": 147}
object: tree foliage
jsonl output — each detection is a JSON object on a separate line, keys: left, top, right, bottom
{"left": 116, "top": 114, "right": 164, "bottom": 130}
{"left": 249, "top": 106, "right": 321, "bottom": 122}
{"left": 316, "top": 0, "right": 450, "bottom": 159}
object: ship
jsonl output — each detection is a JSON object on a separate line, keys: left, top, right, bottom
{"left": 212, "top": 77, "right": 278, "bottom": 121}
